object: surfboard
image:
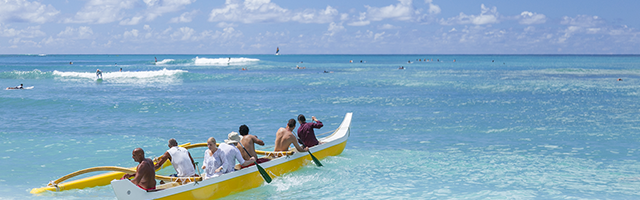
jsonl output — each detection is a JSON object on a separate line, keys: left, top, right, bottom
{"left": 5, "top": 86, "right": 34, "bottom": 90}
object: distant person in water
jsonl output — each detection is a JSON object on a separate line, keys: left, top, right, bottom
{"left": 69, "top": 62, "right": 73, "bottom": 65}
{"left": 122, "top": 148, "right": 156, "bottom": 191}
{"left": 618, "top": 78, "right": 623, "bottom": 81}
{"left": 96, "top": 69, "right": 102, "bottom": 79}
{"left": 7, "top": 84, "right": 24, "bottom": 89}
{"left": 155, "top": 57, "right": 157, "bottom": 63}
{"left": 120, "top": 68, "right": 122, "bottom": 72}
{"left": 297, "top": 114, "right": 324, "bottom": 148}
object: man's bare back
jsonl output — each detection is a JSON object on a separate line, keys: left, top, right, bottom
{"left": 238, "top": 134, "right": 264, "bottom": 160}
{"left": 274, "top": 119, "right": 308, "bottom": 152}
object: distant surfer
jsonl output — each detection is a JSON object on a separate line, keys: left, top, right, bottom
{"left": 6, "top": 84, "right": 23, "bottom": 90}
{"left": 155, "top": 57, "right": 157, "bottom": 63}
{"left": 120, "top": 68, "right": 122, "bottom": 72}
{"left": 96, "top": 69, "right": 102, "bottom": 79}
{"left": 618, "top": 78, "right": 623, "bottom": 81}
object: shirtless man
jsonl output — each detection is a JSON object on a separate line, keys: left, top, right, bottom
{"left": 237, "top": 125, "right": 270, "bottom": 164}
{"left": 122, "top": 148, "right": 156, "bottom": 191}
{"left": 274, "top": 119, "right": 309, "bottom": 152}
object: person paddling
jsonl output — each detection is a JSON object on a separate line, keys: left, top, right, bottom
{"left": 96, "top": 69, "right": 102, "bottom": 79}
{"left": 154, "top": 139, "right": 198, "bottom": 177}
{"left": 297, "top": 114, "right": 323, "bottom": 148}
{"left": 122, "top": 148, "right": 156, "bottom": 191}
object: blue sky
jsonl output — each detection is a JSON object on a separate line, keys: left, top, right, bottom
{"left": 1, "top": 0, "right": 639, "bottom": 54}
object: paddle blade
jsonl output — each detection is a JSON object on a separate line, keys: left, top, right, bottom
{"left": 255, "top": 163, "right": 272, "bottom": 183}
{"left": 309, "top": 151, "right": 323, "bottom": 167}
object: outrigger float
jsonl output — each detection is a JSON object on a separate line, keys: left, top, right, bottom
{"left": 32, "top": 113, "right": 352, "bottom": 199}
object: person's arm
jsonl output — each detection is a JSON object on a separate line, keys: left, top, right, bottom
{"left": 291, "top": 137, "right": 308, "bottom": 152}
{"left": 252, "top": 135, "right": 265, "bottom": 146}
{"left": 311, "top": 116, "right": 323, "bottom": 128}
{"left": 154, "top": 152, "right": 170, "bottom": 170}
{"left": 240, "top": 157, "right": 256, "bottom": 167}
{"left": 130, "top": 164, "right": 145, "bottom": 185}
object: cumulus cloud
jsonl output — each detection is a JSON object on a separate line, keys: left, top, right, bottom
{"left": 65, "top": 0, "right": 135, "bottom": 24}
{"left": 348, "top": 12, "right": 370, "bottom": 26}
{"left": 121, "top": 0, "right": 197, "bottom": 25}
{"left": 292, "top": 6, "right": 339, "bottom": 24}
{"left": 325, "top": 22, "right": 345, "bottom": 36}
{"left": 0, "top": 0, "right": 60, "bottom": 23}
{"left": 378, "top": 24, "right": 400, "bottom": 30}
{"left": 366, "top": 0, "right": 415, "bottom": 21}
{"left": 209, "top": 0, "right": 290, "bottom": 23}
{"left": 209, "top": 0, "right": 339, "bottom": 24}
{"left": 169, "top": 10, "right": 199, "bottom": 23}
{"left": 425, "top": 0, "right": 441, "bottom": 15}
{"left": 440, "top": 4, "right": 499, "bottom": 25}
{"left": 561, "top": 15, "right": 603, "bottom": 27}
{"left": 57, "top": 26, "right": 94, "bottom": 39}
{"left": 123, "top": 29, "right": 140, "bottom": 40}
{"left": 0, "top": 25, "right": 46, "bottom": 38}
{"left": 518, "top": 11, "right": 546, "bottom": 24}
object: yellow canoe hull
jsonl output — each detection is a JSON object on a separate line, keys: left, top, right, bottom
{"left": 111, "top": 112, "right": 352, "bottom": 200}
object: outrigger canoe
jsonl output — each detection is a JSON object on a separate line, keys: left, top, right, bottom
{"left": 31, "top": 112, "right": 352, "bottom": 199}
{"left": 111, "top": 112, "right": 352, "bottom": 199}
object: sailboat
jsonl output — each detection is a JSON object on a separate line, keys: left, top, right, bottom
{"left": 275, "top": 47, "right": 280, "bottom": 55}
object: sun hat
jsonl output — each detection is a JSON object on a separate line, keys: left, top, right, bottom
{"left": 225, "top": 131, "right": 242, "bottom": 144}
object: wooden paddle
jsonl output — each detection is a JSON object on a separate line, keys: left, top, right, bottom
{"left": 292, "top": 133, "right": 323, "bottom": 167}
{"left": 238, "top": 142, "right": 272, "bottom": 183}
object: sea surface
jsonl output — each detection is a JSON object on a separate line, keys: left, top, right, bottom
{"left": 1, "top": 54, "right": 640, "bottom": 199}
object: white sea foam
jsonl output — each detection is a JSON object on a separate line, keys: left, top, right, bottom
{"left": 155, "top": 59, "right": 175, "bottom": 65}
{"left": 52, "top": 68, "right": 187, "bottom": 84}
{"left": 193, "top": 56, "right": 259, "bottom": 65}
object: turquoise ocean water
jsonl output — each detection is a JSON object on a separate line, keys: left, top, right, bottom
{"left": 2, "top": 54, "right": 640, "bottom": 199}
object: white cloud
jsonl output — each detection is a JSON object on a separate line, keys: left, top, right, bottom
{"left": 123, "top": 29, "right": 139, "bottom": 39}
{"left": 170, "top": 27, "right": 196, "bottom": 40}
{"left": 378, "top": 24, "right": 400, "bottom": 30}
{"left": 348, "top": 12, "right": 370, "bottom": 26}
{"left": 519, "top": 11, "right": 546, "bottom": 25}
{"left": 209, "top": 0, "right": 289, "bottom": 23}
{"left": 425, "top": 0, "right": 441, "bottom": 15}
{"left": 64, "top": 0, "right": 135, "bottom": 24}
{"left": 209, "top": 0, "right": 339, "bottom": 24}
{"left": 326, "top": 22, "right": 345, "bottom": 36}
{"left": 0, "top": 0, "right": 60, "bottom": 23}
{"left": 366, "top": 0, "right": 414, "bottom": 21}
{"left": 291, "top": 5, "right": 338, "bottom": 24}
{"left": 57, "top": 26, "right": 94, "bottom": 39}
{"left": 561, "top": 15, "right": 602, "bottom": 27}
{"left": 120, "top": 16, "right": 144, "bottom": 26}
{"left": 440, "top": 4, "right": 499, "bottom": 25}
{"left": 121, "top": 0, "right": 197, "bottom": 25}
{"left": 0, "top": 25, "right": 46, "bottom": 38}
{"left": 169, "top": 10, "right": 199, "bottom": 23}
{"left": 217, "top": 22, "right": 237, "bottom": 28}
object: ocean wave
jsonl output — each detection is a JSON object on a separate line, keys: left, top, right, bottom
{"left": 52, "top": 68, "right": 187, "bottom": 84}
{"left": 193, "top": 56, "right": 259, "bottom": 66}
{"left": 0, "top": 69, "right": 55, "bottom": 79}
{"left": 154, "top": 59, "right": 175, "bottom": 65}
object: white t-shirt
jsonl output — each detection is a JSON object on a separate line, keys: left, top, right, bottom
{"left": 218, "top": 143, "right": 245, "bottom": 174}
{"left": 202, "top": 149, "right": 223, "bottom": 179}
{"left": 167, "top": 146, "right": 196, "bottom": 177}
